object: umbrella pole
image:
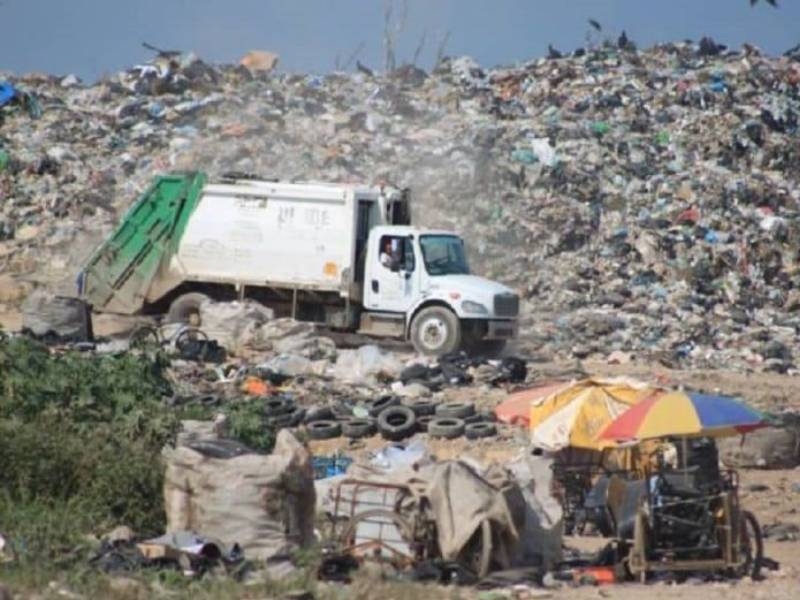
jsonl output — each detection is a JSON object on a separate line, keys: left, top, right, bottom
{"left": 682, "top": 437, "right": 688, "bottom": 485}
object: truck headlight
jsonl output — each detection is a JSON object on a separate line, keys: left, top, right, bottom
{"left": 461, "top": 300, "right": 489, "bottom": 315}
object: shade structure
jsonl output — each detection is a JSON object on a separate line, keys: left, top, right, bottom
{"left": 529, "top": 378, "right": 659, "bottom": 451}
{"left": 597, "top": 391, "right": 766, "bottom": 443}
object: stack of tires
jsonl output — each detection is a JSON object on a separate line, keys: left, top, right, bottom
{"left": 312, "top": 398, "right": 499, "bottom": 442}
{"left": 250, "top": 395, "right": 501, "bottom": 443}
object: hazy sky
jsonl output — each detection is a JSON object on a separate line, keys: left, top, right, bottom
{"left": 0, "top": 1, "right": 796, "bottom": 81}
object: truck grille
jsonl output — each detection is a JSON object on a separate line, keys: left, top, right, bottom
{"left": 494, "top": 293, "right": 519, "bottom": 317}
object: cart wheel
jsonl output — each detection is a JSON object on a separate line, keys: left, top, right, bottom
{"left": 457, "top": 519, "right": 492, "bottom": 579}
{"left": 736, "top": 510, "right": 764, "bottom": 580}
{"left": 129, "top": 325, "right": 161, "bottom": 352}
{"left": 174, "top": 327, "right": 209, "bottom": 359}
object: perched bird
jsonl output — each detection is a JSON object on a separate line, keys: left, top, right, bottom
{"left": 356, "top": 60, "right": 374, "bottom": 77}
{"left": 548, "top": 44, "right": 563, "bottom": 59}
{"left": 588, "top": 19, "right": 602, "bottom": 32}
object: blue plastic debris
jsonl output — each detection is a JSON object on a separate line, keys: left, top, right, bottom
{"left": 312, "top": 455, "right": 353, "bottom": 479}
{"left": 0, "top": 81, "right": 18, "bottom": 107}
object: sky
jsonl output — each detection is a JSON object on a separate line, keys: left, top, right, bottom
{"left": 0, "top": 0, "right": 796, "bottom": 82}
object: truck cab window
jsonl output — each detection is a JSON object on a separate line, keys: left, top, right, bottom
{"left": 420, "top": 235, "right": 469, "bottom": 276}
{"left": 379, "top": 236, "right": 415, "bottom": 272}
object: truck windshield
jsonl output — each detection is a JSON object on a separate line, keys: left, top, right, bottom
{"left": 420, "top": 235, "right": 470, "bottom": 276}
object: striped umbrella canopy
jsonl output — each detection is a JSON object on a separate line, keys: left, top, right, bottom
{"left": 597, "top": 391, "right": 766, "bottom": 443}
{"left": 529, "top": 377, "right": 659, "bottom": 451}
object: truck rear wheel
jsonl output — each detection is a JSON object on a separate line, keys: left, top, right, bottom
{"left": 167, "top": 292, "right": 210, "bottom": 325}
{"left": 410, "top": 306, "right": 461, "bottom": 356}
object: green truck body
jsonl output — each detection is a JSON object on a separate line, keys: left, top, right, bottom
{"left": 80, "top": 172, "right": 206, "bottom": 314}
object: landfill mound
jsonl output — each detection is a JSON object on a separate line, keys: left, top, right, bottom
{"left": 1, "top": 39, "right": 800, "bottom": 372}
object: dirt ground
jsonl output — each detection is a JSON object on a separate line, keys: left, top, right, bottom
{"left": 3, "top": 308, "right": 799, "bottom": 598}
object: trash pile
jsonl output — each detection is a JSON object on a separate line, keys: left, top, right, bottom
{"left": 2, "top": 39, "right": 800, "bottom": 371}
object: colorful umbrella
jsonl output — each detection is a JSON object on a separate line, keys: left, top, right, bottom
{"left": 529, "top": 377, "right": 659, "bottom": 451}
{"left": 597, "top": 391, "right": 766, "bottom": 443}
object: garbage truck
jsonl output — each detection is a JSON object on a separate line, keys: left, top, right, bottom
{"left": 79, "top": 172, "right": 519, "bottom": 355}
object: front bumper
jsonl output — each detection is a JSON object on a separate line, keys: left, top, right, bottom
{"left": 485, "top": 319, "right": 518, "bottom": 340}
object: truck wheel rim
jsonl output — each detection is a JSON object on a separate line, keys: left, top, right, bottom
{"left": 421, "top": 317, "right": 448, "bottom": 350}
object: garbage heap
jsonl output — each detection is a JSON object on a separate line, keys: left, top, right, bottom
{"left": 1, "top": 39, "right": 800, "bottom": 372}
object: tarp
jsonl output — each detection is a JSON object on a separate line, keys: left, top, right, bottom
{"left": 529, "top": 378, "right": 657, "bottom": 451}
{"left": 163, "top": 430, "right": 315, "bottom": 561}
{"left": 506, "top": 450, "right": 563, "bottom": 569}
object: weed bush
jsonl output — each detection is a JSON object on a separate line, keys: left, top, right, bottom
{"left": 0, "top": 337, "right": 179, "bottom": 563}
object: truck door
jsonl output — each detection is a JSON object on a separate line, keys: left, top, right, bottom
{"left": 364, "top": 233, "right": 417, "bottom": 313}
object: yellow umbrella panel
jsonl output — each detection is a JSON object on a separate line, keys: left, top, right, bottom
{"left": 529, "top": 378, "right": 656, "bottom": 452}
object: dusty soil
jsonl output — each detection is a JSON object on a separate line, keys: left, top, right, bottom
{"left": 3, "top": 309, "right": 798, "bottom": 598}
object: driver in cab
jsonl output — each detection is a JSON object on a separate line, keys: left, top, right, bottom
{"left": 380, "top": 238, "right": 400, "bottom": 270}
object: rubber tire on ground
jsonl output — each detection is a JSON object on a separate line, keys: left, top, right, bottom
{"left": 306, "top": 420, "right": 342, "bottom": 440}
{"left": 342, "top": 418, "right": 377, "bottom": 439}
{"left": 463, "top": 413, "right": 484, "bottom": 424}
{"left": 304, "top": 406, "right": 335, "bottom": 423}
{"left": 428, "top": 417, "right": 466, "bottom": 439}
{"left": 377, "top": 406, "right": 417, "bottom": 441}
{"left": 417, "top": 415, "right": 434, "bottom": 432}
{"left": 465, "top": 338, "right": 507, "bottom": 359}
{"left": 406, "top": 399, "right": 438, "bottom": 416}
{"left": 435, "top": 401, "right": 476, "bottom": 419}
{"left": 288, "top": 406, "right": 307, "bottom": 427}
{"left": 268, "top": 407, "right": 305, "bottom": 429}
{"left": 264, "top": 396, "right": 295, "bottom": 417}
{"left": 167, "top": 292, "right": 210, "bottom": 325}
{"left": 366, "top": 395, "right": 400, "bottom": 417}
{"left": 465, "top": 422, "right": 497, "bottom": 440}
{"left": 410, "top": 306, "right": 462, "bottom": 356}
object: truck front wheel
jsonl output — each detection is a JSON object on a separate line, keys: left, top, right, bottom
{"left": 167, "top": 292, "right": 210, "bottom": 326}
{"left": 410, "top": 306, "right": 461, "bottom": 356}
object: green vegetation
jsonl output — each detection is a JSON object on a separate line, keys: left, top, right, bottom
{"left": 0, "top": 336, "right": 280, "bottom": 576}
{"left": 0, "top": 337, "right": 180, "bottom": 567}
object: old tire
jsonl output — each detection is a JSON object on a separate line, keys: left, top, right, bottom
{"left": 406, "top": 399, "right": 438, "bottom": 416}
{"left": 377, "top": 406, "right": 417, "bottom": 441}
{"left": 264, "top": 396, "right": 295, "bottom": 417}
{"left": 428, "top": 417, "right": 466, "bottom": 439}
{"left": 417, "top": 415, "right": 434, "bottom": 432}
{"left": 366, "top": 395, "right": 400, "bottom": 417}
{"left": 342, "top": 418, "right": 376, "bottom": 439}
{"left": 466, "top": 339, "right": 507, "bottom": 358}
{"left": 306, "top": 420, "right": 342, "bottom": 440}
{"left": 305, "top": 405, "right": 335, "bottom": 423}
{"left": 410, "top": 306, "right": 461, "bottom": 356}
{"left": 435, "top": 401, "right": 475, "bottom": 419}
{"left": 268, "top": 406, "right": 305, "bottom": 429}
{"left": 167, "top": 292, "right": 210, "bottom": 325}
{"left": 465, "top": 422, "right": 497, "bottom": 439}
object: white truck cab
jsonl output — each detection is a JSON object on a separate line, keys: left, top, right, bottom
{"left": 361, "top": 225, "right": 519, "bottom": 355}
